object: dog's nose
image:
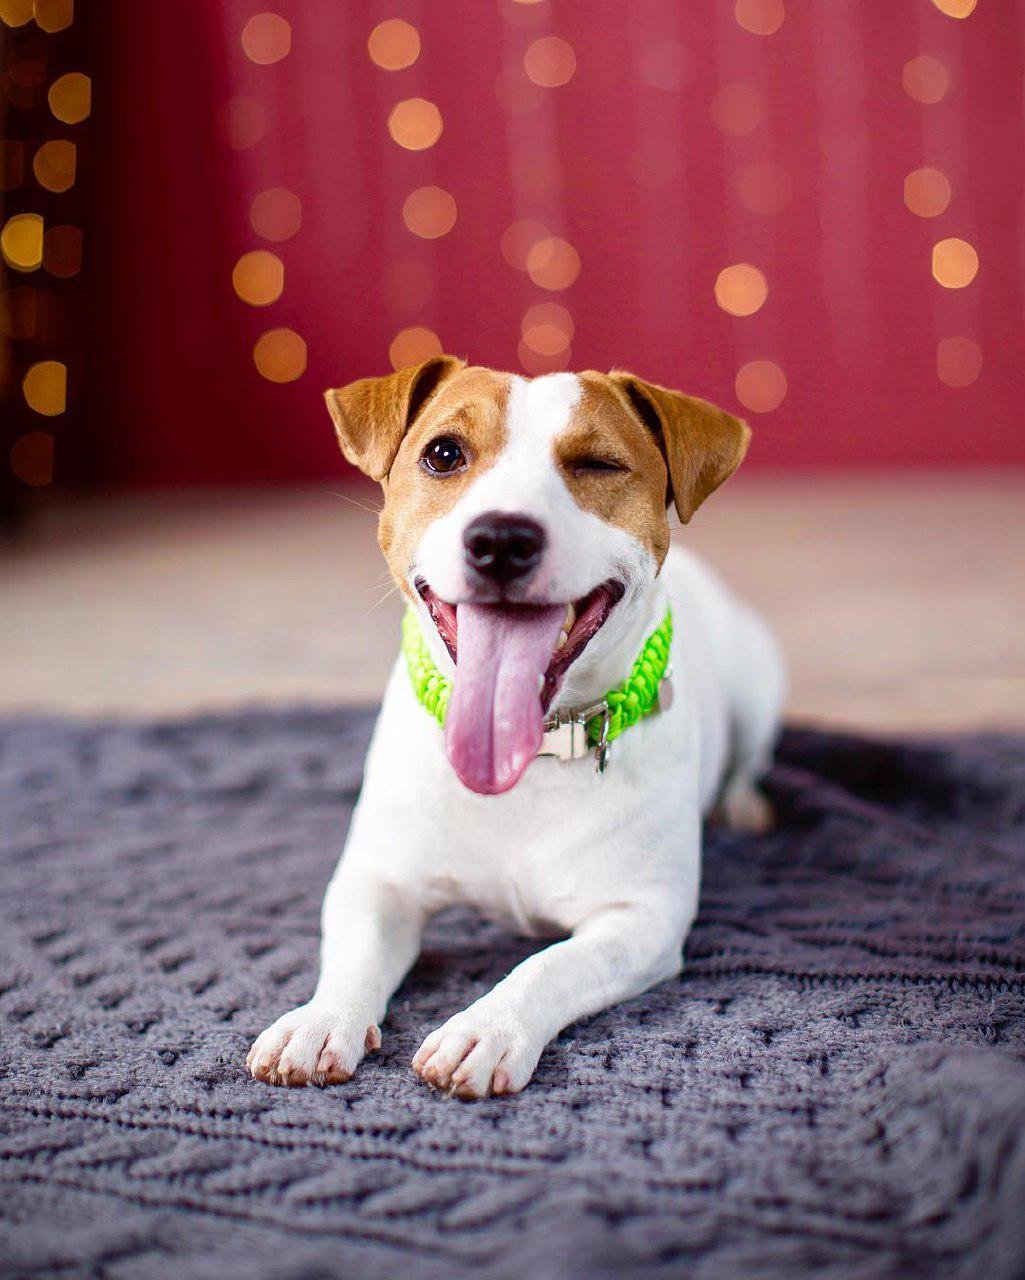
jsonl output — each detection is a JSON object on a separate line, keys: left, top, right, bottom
{"left": 463, "top": 512, "right": 546, "bottom": 584}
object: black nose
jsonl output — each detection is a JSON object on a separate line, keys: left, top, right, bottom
{"left": 463, "top": 512, "right": 546, "bottom": 584}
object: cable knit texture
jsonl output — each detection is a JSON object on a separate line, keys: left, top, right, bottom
{"left": 1, "top": 710, "right": 1024, "bottom": 1280}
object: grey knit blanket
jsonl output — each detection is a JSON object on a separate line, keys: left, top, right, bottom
{"left": 1, "top": 710, "right": 1024, "bottom": 1280}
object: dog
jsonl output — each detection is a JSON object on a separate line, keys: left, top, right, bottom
{"left": 247, "top": 357, "right": 785, "bottom": 1099}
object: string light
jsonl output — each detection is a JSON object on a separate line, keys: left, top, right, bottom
{"left": 636, "top": 41, "right": 689, "bottom": 92}
{"left": 232, "top": 250, "right": 284, "bottom": 306}
{"left": 389, "top": 326, "right": 442, "bottom": 370}
{"left": 902, "top": 55, "right": 948, "bottom": 104}
{"left": 903, "top": 167, "right": 951, "bottom": 218}
{"left": 241, "top": 13, "right": 291, "bottom": 65}
{"left": 367, "top": 19, "right": 420, "bottom": 71}
{"left": 43, "top": 223, "right": 81, "bottom": 276}
{"left": 0, "top": 0, "right": 33, "bottom": 26}
{"left": 930, "top": 0, "right": 976, "bottom": 15}
{"left": 734, "top": 0, "right": 785, "bottom": 36}
{"left": 22, "top": 359, "right": 66, "bottom": 415}
{"left": 710, "top": 83, "right": 762, "bottom": 136}
{"left": 518, "top": 338, "right": 570, "bottom": 375}
{"left": 523, "top": 36, "right": 576, "bottom": 88}
{"left": 32, "top": 0, "right": 72, "bottom": 32}
{"left": 735, "top": 360, "right": 787, "bottom": 413}
{"left": 9, "top": 431, "right": 53, "bottom": 485}
{"left": 501, "top": 219, "right": 549, "bottom": 271}
{"left": 250, "top": 187, "right": 301, "bottom": 242}
{"left": 402, "top": 186, "right": 457, "bottom": 239}
{"left": 48, "top": 71, "right": 90, "bottom": 123}
{"left": 521, "top": 301, "right": 573, "bottom": 357}
{"left": 387, "top": 98, "right": 443, "bottom": 150}
{"left": 937, "top": 336, "right": 982, "bottom": 386}
{"left": 715, "top": 263, "right": 768, "bottom": 316}
{"left": 32, "top": 139, "right": 75, "bottom": 192}
{"left": 218, "top": 97, "right": 267, "bottom": 150}
{"left": 253, "top": 328, "right": 307, "bottom": 382}
{"left": 1, "top": 212, "right": 43, "bottom": 271}
{"left": 932, "top": 237, "right": 978, "bottom": 288}
{"left": 526, "top": 236, "right": 580, "bottom": 290}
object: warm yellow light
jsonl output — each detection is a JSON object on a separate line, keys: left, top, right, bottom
{"left": 501, "top": 219, "right": 549, "bottom": 271}
{"left": 402, "top": 186, "right": 457, "bottom": 240}
{"left": 902, "top": 55, "right": 949, "bottom": 104}
{"left": 232, "top": 250, "right": 285, "bottom": 306}
{"left": 0, "top": 286, "right": 37, "bottom": 339}
{"left": 250, "top": 187, "right": 301, "bottom": 242}
{"left": 387, "top": 98, "right": 442, "bottom": 150}
{"left": 735, "top": 360, "right": 786, "bottom": 413}
{"left": 253, "top": 328, "right": 307, "bottom": 382}
{"left": 389, "top": 326, "right": 442, "bottom": 371}
{"left": 33, "top": 0, "right": 72, "bottom": 32}
{"left": 367, "top": 19, "right": 420, "bottom": 71}
{"left": 23, "top": 359, "right": 66, "bottom": 415}
{"left": 218, "top": 96, "right": 266, "bottom": 150}
{"left": 710, "top": 83, "right": 761, "bottom": 136}
{"left": 636, "top": 40, "right": 689, "bottom": 92}
{"left": 904, "top": 167, "right": 951, "bottom": 218}
{"left": 32, "top": 139, "right": 75, "bottom": 193}
{"left": 43, "top": 223, "right": 81, "bottom": 277}
{"left": 521, "top": 301, "right": 573, "bottom": 342}
{"left": 932, "top": 237, "right": 978, "bottom": 288}
{"left": 1, "top": 212, "right": 43, "bottom": 271}
{"left": 0, "top": 140, "right": 25, "bottom": 192}
{"left": 0, "top": 0, "right": 33, "bottom": 27}
{"left": 524, "top": 36, "right": 576, "bottom": 88}
{"left": 48, "top": 71, "right": 90, "bottom": 124}
{"left": 10, "top": 431, "right": 54, "bottom": 486}
{"left": 931, "top": 0, "right": 976, "bottom": 16}
{"left": 715, "top": 263, "right": 768, "bottom": 316}
{"left": 526, "top": 237, "right": 580, "bottom": 291}
{"left": 937, "top": 336, "right": 982, "bottom": 386}
{"left": 518, "top": 338, "right": 570, "bottom": 375}
{"left": 734, "top": 0, "right": 785, "bottom": 36}
{"left": 241, "top": 12, "right": 291, "bottom": 65}
{"left": 737, "top": 160, "right": 791, "bottom": 215}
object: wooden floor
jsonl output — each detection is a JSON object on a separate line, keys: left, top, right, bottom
{"left": 3, "top": 473, "right": 1024, "bottom": 733}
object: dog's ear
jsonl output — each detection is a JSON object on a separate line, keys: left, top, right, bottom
{"left": 608, "top": 372, "right": 751, "bottom": 523}
{"left": 325, "top": 355, "right": 465, "bottom": 482}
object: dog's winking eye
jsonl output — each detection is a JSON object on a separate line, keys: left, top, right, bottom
{"left": 421, "top": 436, "right": 466, "bottom": 475}
{"left": 570, "top": 457, "right": 627, "bottom": 478}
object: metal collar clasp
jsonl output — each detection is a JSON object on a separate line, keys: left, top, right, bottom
{"left": 539, "top": 699, "right": 612, "bottom": 774}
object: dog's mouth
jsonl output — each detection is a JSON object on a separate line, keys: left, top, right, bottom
{"left": 414, "top": 578, "right": 625, "bottom": 796}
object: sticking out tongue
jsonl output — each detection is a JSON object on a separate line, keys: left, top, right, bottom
{"left": 445, "top": 602, "right": 566, "bottom": 795}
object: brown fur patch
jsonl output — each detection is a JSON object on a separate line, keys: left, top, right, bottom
{"left": 378, "top": 366, "right": 511, "bottom": 594}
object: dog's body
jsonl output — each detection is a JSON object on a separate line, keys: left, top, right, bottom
{"left": 248, "top": 362, "right": 784, "bottom": 1098}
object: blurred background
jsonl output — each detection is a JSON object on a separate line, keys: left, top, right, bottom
{"left": 1, "top": 0, "right": 1023, "bottom": 732}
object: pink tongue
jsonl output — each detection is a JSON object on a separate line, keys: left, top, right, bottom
{"left": 445, "top": 602, "right": 565, "bottom": 795}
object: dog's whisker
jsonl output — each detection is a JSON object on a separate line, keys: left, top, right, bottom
{"left": 362, "top": 583, "right": 400, "bottom": 618}
{"left": 330, "top": 489, "right": 383, "bottom": 517}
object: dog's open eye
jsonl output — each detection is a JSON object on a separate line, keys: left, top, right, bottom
{"left": 570, "top": 457, "right": 627, "bottom": 478}
{"left": 421, "top": 436, "right": 466, "bottom": 475}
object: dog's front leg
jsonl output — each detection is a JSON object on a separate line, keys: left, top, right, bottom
{"left": 412, "top": 904, "right": 684, "bottom": 1099}
{"left": 248, "top": 869, "right": 424, "bottom": 1086}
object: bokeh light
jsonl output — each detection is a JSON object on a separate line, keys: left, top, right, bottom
{"left": 250, "top": 187, "right": 301, "bottom": 242}
{"left": 526, "top": 237, "right": 580, "bottom": 291}
{"left": 710, "top": 83, "right": 762, "bottom": 136}
{"left": 0, "top": 286, "right": 37, "bottom": 339}
{"left": 736, "top": 360, "right": 787, "bottom": 413}
{"left": 715, "top": 263, "right": 768, "bottom": 316}
{"left": 903, "top": 55, "right": 949, "bottom": 104}
{"left": 10, "top": 431, "right": 53, "bottom": 486}
{"left": 48, "top": 71, "right": 90, "bottom": 124}
{"left": 904, "top": 167, "right": 951, "bottom": 218}
{"left": 367, "top": 19, "right": 420, "bottom": 71}
{"left": 23, "top": 359, "right": 66, "bottom": 415}
{"left": 241, "top": 13, "right": 291, "bottom": 65}
{"left": 518, "top": 338, "right": 571, "bottom": 375}
{"left": 501, "top": 219, "right": 549, "bottom": 271}
{"left": 521, "top": 301, "right": 574, "bottom": 355}
{"left": 636, "top": 40, "right": 689, "bottom": 92}
{"left": 232, "top": 250, "right": 285, "bottom": 306}
{"left": 737, "top": 160, "right": 792, "bottom": 215}
{"left": 33, "top": 139, "right": 76, "bottom": 193}
{"left": 43, "top": 223, "right": 81, "bottom": 276}
{"left": 931, "top": 0, "right": 976, "bottom": 15}
{"left": 0, "top": 140, "right": 25, "bottom": 191}
{"left": 734, "top": 0, "right": 785, "bottom": 36}
{"left": 389, "top": 326, "right": 442, "bottom": 370}
{"left": 402, "top": 186, "right": 457, "bottom": 239}
{"left": 32, "top": 0, "right": 73, "bottom": 32}
{"left": 0, "top": 0, "right": 33, "bottom": 26}
{"left": 937, "top": 336, "right": 982, "bottom": 387}
{"left": 932, "top": 237, "right": 978, "bottom": 289}
{"left": 387, "top": 98, "right": 443, "bottom": 150}
{"left": 524, "top": 36, "right": 576, "bottom": 88}
{"left": 1, "top": 212, "right": 43, "bottom": 271}
{"left": 253, "top": 328, "right": 307, "bottom": 382}
{"left": 218, "top": 96, "right": 267, "bottom": 149}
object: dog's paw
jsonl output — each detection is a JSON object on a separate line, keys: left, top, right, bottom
{"left": 411, "top": 1005, "right": 543, "bottom": 1100}
{"left": 247, "top": 1002, "right": 380, "bottom": 1087}
{"left": 717, "top": 779, "right": 775, "bottom": 834}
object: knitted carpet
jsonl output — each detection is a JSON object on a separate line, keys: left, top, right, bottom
{"left": 1, "top": 710, "right": 1024, "bottom": 1280}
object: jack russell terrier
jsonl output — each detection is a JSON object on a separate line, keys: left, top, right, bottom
{"left": 247, "top": 357, "right": 785, "bottom": 1099}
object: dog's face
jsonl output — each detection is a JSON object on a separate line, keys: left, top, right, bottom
{"left": 327, "top": 359, "right": 749, "bottom": 795}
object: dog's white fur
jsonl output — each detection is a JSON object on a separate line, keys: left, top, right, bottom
{"left": 248, "top": 371, "right": 785, "bottom": 1098}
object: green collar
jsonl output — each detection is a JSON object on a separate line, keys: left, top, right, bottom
{"left": 401, "top": 605, "right": 673, "bottom": 773}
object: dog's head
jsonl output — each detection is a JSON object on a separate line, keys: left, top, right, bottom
{"left": 326, "top": 358, "right": 749, "bottom": 795}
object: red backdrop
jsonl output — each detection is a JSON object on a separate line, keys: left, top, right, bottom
{"left": 83, "top": 0, "right": 1025, "bottom": 485}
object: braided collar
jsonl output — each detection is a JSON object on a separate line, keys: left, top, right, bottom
{"left": 401, "top": 605, "right": 673, "bottom": 773}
